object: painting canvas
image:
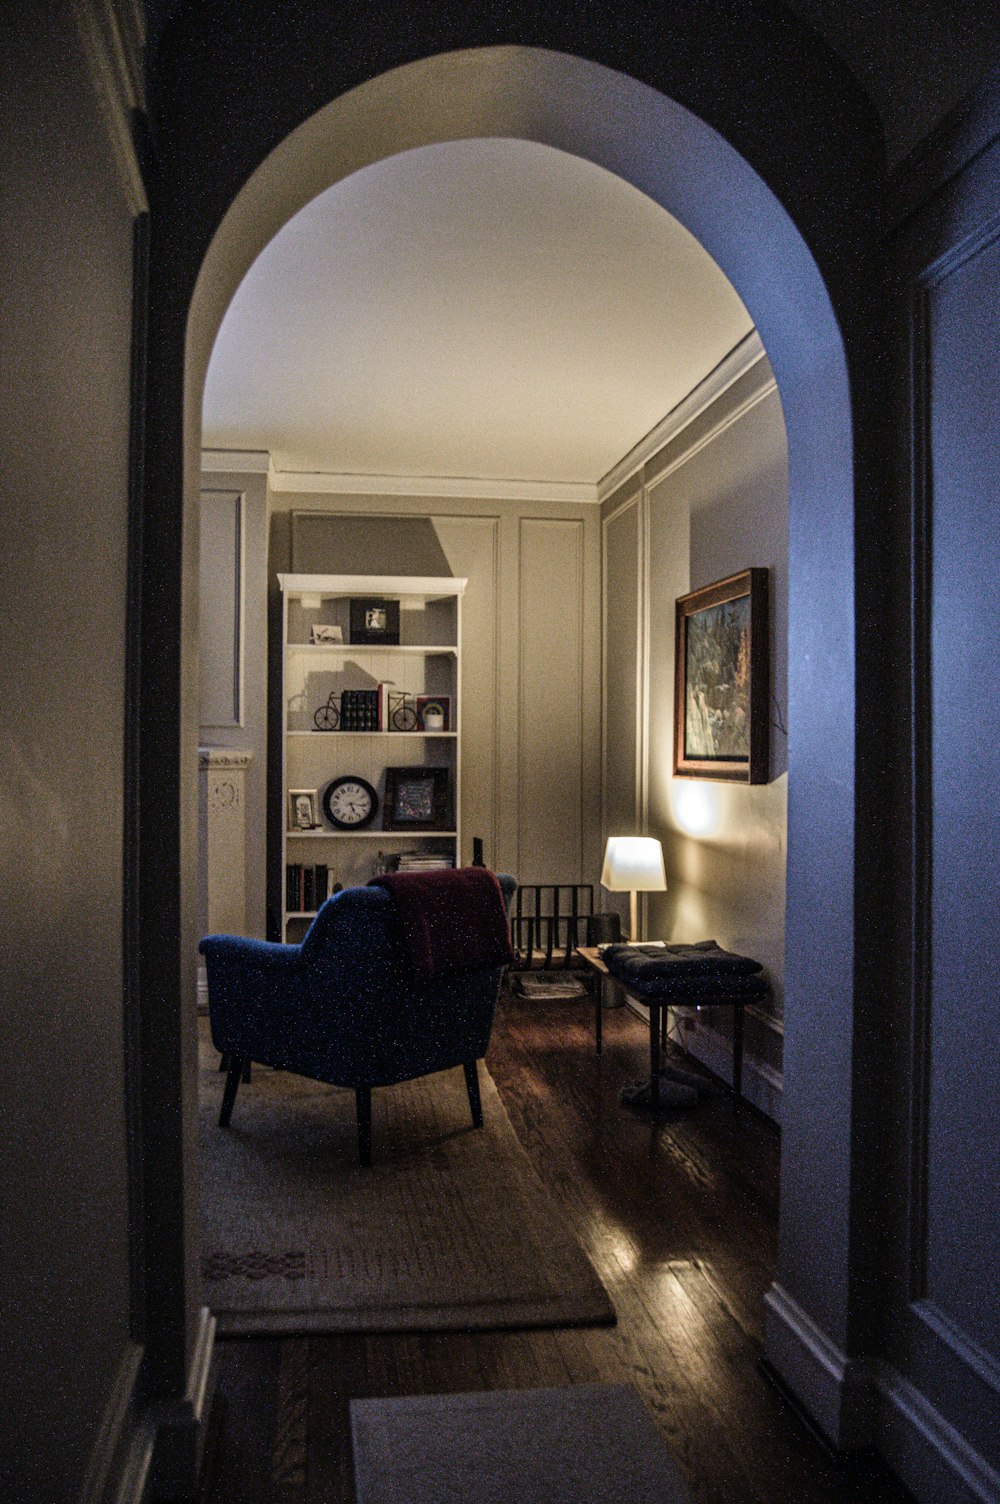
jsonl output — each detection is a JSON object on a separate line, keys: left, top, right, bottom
{"left": 674, "top": 569, "right": 769, "bottom": 783}
{"left": 382, "top": 766, "right": 450, "bottom": 830}
{"left": 684, "top": 595, "right": 752, "bottom": 760}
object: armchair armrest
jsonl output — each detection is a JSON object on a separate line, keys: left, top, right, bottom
{"left": 199, "top": 934, "right": 305, "bottom": 1058}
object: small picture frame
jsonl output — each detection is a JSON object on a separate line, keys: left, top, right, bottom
{"left": 382, "top": 766, "right": 450, "bottom": 830}
{"left": 349, "top": 597, "right": 400, "bottom": 645}
{"left": 416, "top": 695, "right": 451, "bottom": 731}
{"left": 310, "top": 623, "right": 343, "bottom": 644}
{"left": 288, "top": 788, "right": 319, "bottom": 830}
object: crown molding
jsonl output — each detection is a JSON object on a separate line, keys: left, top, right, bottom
{"left": 201, "top": 449, "right": 272, "bottom": 475}
{"left": 267, "top": 468, "right": 599, "bottom": 504}
{"left": 70, "top": 0, "right": 147, "bottom": 215}
{"left": 886, "top": 64, "right": 1000, "bottom": 235}
{"left": 596, "top": 330, "right": 766, "bottom": 503}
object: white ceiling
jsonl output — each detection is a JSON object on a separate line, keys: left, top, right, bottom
{"left": 202, "top": 138, "right": 753, "bottom": 487}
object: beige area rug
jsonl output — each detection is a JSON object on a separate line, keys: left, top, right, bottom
{"left": 198, "top": 1022, "right": 614, "bottom": 1335}
{"left": 350, "top": 1384, "right": 693, "bottom": 1503}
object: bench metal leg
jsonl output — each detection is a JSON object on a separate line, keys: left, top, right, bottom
{"left": 463, "top": 1059, "right": 484, "bottom": 1129}
{"left": 356, "top": 1086, "right": 372, "bottom": 1166}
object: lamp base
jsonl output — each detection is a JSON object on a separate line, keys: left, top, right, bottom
{"left": 620, "top": 1075, "right": 698, "bottom": 1110}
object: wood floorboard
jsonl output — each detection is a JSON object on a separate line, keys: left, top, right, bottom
{"left": 202, "top": 991, "right": 912, "bottom": 1504}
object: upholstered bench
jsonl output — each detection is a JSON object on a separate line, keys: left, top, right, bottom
{"left": 601, "top": 941, "right": 769, "bottom": 1109}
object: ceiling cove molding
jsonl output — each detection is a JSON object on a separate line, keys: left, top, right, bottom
{"left": 201, "top": 449, "right": 272, "bottom": 476}
{"left": 70, "top": 0, "right": 147, "bottom": 216}
{"left": 267, "top": 469, "right": 600, "bottom": 504}
{"left": 596, "top": 330, "right": 767, "bottom": 503}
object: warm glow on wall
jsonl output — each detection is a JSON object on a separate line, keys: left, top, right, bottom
{"left": 672, "top": 780, "right": 721, "bottom": 836}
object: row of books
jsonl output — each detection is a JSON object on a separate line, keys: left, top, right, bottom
{"left": 285, "top": 863, "right": 340, "bottom": 913}
{"left": 340, "top": 688, "right": 381, "bottom": 730}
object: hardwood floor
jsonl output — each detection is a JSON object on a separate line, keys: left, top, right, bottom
{"left": 201, "top": 991, "right": 912, "bottom": 1504}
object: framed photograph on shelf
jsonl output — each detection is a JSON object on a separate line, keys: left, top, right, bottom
{"left": 288, "top": 788, "right": 320, "bottom": 830}
{"left": 382, "top": 766, "right": 450, "bottom": 830}
{"left": 310, "top": 623, "right": 343, "bottom": 644}
{"left": 349, "top": 597, "right": 400, "bottom": 645}
{"left": 415, "top": 695, "right": 451, "bottom": 731}
{"left": 674, "top": 568, "right": 769, "bottom": 783}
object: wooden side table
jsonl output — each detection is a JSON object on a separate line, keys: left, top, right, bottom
{"left": 575, "top": 945, "right": 747, "bottom": 1109}
{"left": 575, "top": 945, "right": 613, "bottom": 1055}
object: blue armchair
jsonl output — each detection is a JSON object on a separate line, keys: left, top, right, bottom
{"left": 198, "top": 875, "right": 516, "bottom": 1165}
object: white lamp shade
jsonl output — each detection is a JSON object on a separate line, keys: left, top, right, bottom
{"left": 600, "top": 835, "right": 667, "bottom": 892}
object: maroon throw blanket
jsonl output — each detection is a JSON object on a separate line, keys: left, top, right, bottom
{"left": 369, "top": 867, "right": 515, "bottom": 982}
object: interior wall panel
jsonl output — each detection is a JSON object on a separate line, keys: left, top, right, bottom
{"left": 602, "top": 495, "right": 641, "bottom": 931}
{"left": 1, "top": 7, "right": 140, "bottom": 1497}
{"left": 881, "top": 101, "right": 1000, "bottom": 1501}
{"left": 517, "top": 517, "right": 586, "bottom": 884}
{"left": 199, "top": 489, "right": 244, "bottom": 727}
{"left": 430, "top": 515, "right": 500, "bottom": 870}
{"left": 921, "top": 227, "right": 1000, "bottom": 1361}
{"left": 599, "top": 353, "right": 788, "bottom": 1110}
{"left": 199, "top": 471, "right": 269, "bottom": 937}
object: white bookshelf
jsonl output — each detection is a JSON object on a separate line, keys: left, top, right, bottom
{"left": 279, "top": 573, "right": 466, "bottom": 941}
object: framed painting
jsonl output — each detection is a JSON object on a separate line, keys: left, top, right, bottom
{"left": 382, "top": 766, "right": 450, "bottom": 830}
{"left": 673, "top": 568, "right": 769, "bottom": 783}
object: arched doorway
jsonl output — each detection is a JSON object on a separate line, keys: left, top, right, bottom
{"left": 140, "top": 23, "right": 885, "bottom": 1463}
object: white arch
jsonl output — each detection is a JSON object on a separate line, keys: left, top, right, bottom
{"left": 187, "top": 43, "right": 857, "bottom": 1394}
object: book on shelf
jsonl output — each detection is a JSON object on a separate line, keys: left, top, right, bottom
{"left": 285, "top": 862, "right": 338, "bottom": 912}
{"left": 340, "top": 687, "right": 379, "bottom": 731}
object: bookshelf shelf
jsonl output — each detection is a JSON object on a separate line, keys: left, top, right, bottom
{"left": 285, "top": 829, "right": 459, "bottom": 840}
{"left": 286, "top": 729, "right": 458, "bottom": 739}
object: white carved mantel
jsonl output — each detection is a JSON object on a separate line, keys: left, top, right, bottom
{"left": 198, "top": 748, "right": 253, "bottom": 1005}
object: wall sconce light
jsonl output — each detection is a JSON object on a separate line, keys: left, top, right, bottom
{"left": 600, "top": 835, "right": 667, "bottom": 941}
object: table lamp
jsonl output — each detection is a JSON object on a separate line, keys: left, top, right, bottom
{"left": 600, "top": 836, "right": 667, "bottom": 941}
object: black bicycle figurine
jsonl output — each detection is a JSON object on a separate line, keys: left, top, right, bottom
{"left": 313, "top": 692, "right": 340, "bottom": 731}
{"left": 388, "top": 690, "right": 418, "bottom": 731}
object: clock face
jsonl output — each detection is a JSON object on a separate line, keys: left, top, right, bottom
{"left": 322, "top": 776, "right": 378, "bottom": 830}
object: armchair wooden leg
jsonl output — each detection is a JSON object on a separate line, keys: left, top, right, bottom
{"left": 463, "top": 1059, "right": 484, "bottom": 1129}
{"left": 356, "top": 1086, "right": 373, "bottom": 1167}
{"left": 219, "top": 1057, "right": 244, "bottom": 1127}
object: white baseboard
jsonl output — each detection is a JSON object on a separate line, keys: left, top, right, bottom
{"left": 79, "top": 1341, "right": 154, "bottom": 1504}
{"left": 149, "top": 1306, "right": 216, "bottom": 1501}
{"left": 763, "top": 1283, "right": 875, "bottom": 1450}
{"left": 876, "top": 1367, "right": 1000, "bottom": 1504}
{"left": 196, "top": 966, "right": 209, "bottom": 1015}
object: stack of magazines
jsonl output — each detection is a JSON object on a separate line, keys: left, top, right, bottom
{"left": 511, "top": 972, "right": 588, "bottom": 1000}
{"left": 381, "top": 851, "right": 454, "bottom": 873}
